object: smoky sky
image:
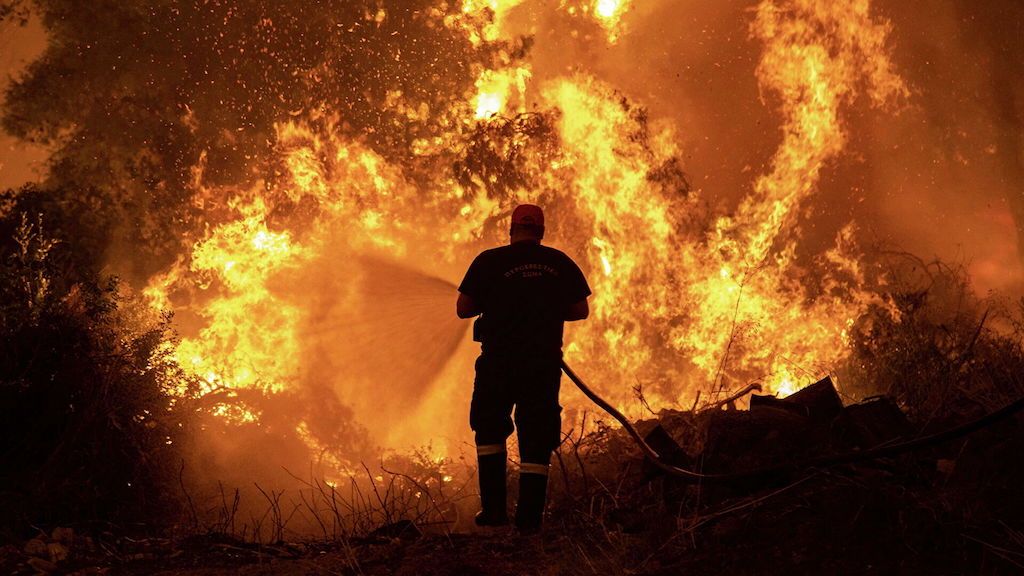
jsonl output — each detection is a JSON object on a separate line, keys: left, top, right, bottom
{"left": 0, "top": 16, "right": 45, "bottom": 189}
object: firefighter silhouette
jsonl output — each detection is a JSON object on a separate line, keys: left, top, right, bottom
{"left": 457, "top": 204, "right": 591, "bottom": 533}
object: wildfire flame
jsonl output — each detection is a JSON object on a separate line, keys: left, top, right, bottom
{"left": 146, "top": 0, "right": 906, "bottom": 465}
{"left": 474, "top": 66, "right": 532, "bottom": 119}
{"left": 593, "top": 0, "right": 629, "bottom": 42}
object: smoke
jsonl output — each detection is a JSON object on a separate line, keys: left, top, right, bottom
{"left": 859, "top": 0, "right": 1024, "bottom": 294}
{"left": 0, "top": 16, "right": 46, "bottom": 190}
{"left": 174, "top": 245, "right": 473, "bottom": 516}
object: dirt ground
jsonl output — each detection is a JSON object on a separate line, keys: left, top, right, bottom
{"left": 10, "top": 491, "right": 1022, "bottom": 576}
{"left": 6, "top": 383, "right": 1024, "bottom": 576}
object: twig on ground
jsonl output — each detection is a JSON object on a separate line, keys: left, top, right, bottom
{"left": 254, "top": 483, "right": 286, "bottom": 543}
{"left": 633, "top": 378, "right": 656, "bottom": 416}
{"left": 379, "top": 463, "right": 455, "bottom": 548}
{"left": 700, "top": 382, "right": 762, "bottom": 412}
{"left": 178, "top": 460, "right": 198, "bottom": 531}
{"left": 362, "top": 463, "right": 391, "bottom": 528}
{"left": 963, "top": 533, "right": 1024, "bottom": 570}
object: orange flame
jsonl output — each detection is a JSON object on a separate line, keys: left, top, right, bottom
{"left": 593, "top": 0, "right": 630, "bottom": 42}
{"left": 146, "top": 0, "right": 907, "bottom": 463}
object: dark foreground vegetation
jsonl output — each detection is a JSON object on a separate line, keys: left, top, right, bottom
{"left": 0, "top": 189, "right": 190, "bottom": 537}
{"left": 2, "top": 185, "right": 1023, "bottom": 574}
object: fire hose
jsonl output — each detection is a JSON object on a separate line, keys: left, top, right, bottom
{"left": 561, "top": 360, "right": 1024, "bottom": 484}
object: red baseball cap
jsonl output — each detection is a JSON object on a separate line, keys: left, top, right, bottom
{"left": 511, "top": 204, "right": 544, "bottom": 226}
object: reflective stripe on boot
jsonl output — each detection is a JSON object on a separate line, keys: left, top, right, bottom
{"left": 475, "top": 447, "right": 508, "bottom": 526}
{"left": 515, "top": 462, "right": 549, "bottom": 534}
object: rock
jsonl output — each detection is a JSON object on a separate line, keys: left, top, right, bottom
{"left": 369, "top": 519, "right": 421, "bottom": 540}
{"left": 751, "top": 377, "right": 843, "bottom": 424}
{"left": 701, "top": 408, "right": 813, "bottom": 474}
{"left": 642, "top": 422, "right": 701, "bottom": 506}
{"left": 47, "top": 542, "right": 69, "bottom": 563}
{"left": 51, "top": 526, "right": 74, "bottom": 544}
{"left": 27, "top": 557, "right": 58, "bottom": 573}
{"left": 641, "top": 424, "right": 692, "bottom": 478}
{"left": 785, "top": 377, "right": 843, "bottom": 423}
{"left": 24, "top": 537, "right": 48, "bottom": 558}
{"left": 643, "top": 424, "right": 689, "bottom": 464}
{"left": 833, "top": 396, "right": 913, "bottom": 449}
{"left": 750, "top": 394, "right": 810, "bottom": 418}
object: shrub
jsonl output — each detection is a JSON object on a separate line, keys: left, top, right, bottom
{"left": 844, "top": 253, "right": 1024, "bottom": 421}
{"left": 0, "top": 200, "right": 191, "bottom": 537}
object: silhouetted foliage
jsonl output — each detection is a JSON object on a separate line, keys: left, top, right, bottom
{"left": 0, "top": 199, "right": 193, "bottom": 537}
{"left": 845, "top": 253, "right": 1024, "bottom": 419}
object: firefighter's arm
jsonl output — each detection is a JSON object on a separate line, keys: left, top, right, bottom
{"left": 457, "top": 292, "right": 481, "bottom": 318}
{"left": 566, "top": 298, "right": 589, "bottom": 321}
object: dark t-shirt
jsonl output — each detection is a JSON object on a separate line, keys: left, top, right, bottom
{"left": 459, "top": 242, "right": 591, "bottom": 356}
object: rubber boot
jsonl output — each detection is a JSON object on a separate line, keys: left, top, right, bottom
{"left": 474, "top": 452, "right": 509, "bottom": 526}
{"left": 514, "top": 471, "right": 548, "bottom": 534}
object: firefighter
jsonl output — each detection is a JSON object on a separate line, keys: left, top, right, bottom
{"left": 456, "top": 204, "right": 591, "bottom": 534}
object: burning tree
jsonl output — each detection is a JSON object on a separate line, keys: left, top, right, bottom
{"left": 1, "top": 0, "right": 509, "bottom": 273}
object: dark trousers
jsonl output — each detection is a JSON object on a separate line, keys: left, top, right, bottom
{"left": 470, "top": 352, "right": 562, "bottom": 465}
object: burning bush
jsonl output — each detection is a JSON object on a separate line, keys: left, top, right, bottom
{"left": 845, "top": 251, "right": 1024, "bottom": 419}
